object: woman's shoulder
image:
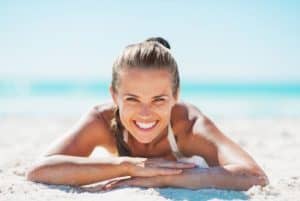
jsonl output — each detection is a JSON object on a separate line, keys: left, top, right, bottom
{"left": 76, "top": 102, "right": 115, "bottom": 134}
{"left": 171, "top": 101, "right": 210, "bottom": 136}
{"left": 79, "top": 102, "right": 118, "bottom": 151}
{"left": 90, "top": 102, "right": 115, "bottom": 122}
{"left": 172, "top": 101, "right": 206, "bottom": 123}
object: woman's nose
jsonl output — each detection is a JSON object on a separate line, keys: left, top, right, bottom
{"left": 138, "top": 104, "right": 152, "bottom": 117}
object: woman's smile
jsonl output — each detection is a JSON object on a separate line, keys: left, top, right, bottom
{"left": 133, "top": 120, "right": 159, "bottom": 131}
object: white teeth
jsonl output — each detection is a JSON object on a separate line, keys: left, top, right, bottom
{"left": 135, "top": 121, "right": 157, "bottom": 129}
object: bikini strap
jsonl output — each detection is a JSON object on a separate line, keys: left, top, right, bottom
{"left": 123, "top": 129, "right": 129, "bottom": 143}
{"left": 167, "top": 123, "right": 184, "bottom": 159}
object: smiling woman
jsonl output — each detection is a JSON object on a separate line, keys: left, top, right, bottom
{"left": 111, "top": 68, "right": 176, "bottom": 146}
{"left": 26, "top": 37, "right": 269, "bottom": 191}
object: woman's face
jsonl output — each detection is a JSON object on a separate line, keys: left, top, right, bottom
{"left": 110, "top": 68, "right": 179, "bottom": 144}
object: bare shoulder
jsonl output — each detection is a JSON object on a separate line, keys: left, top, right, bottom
{"left": 171, "top": 101, "right": 221, "bottom": 162}
{"left": 171, "top": 101, "right": 211, "bottom": 134}
{"left": 172, "top": 102, "right": 267, "bottom": 178}
{"left": 81, "top": 102, "right": 117, "bottom": 151}
{"left": 75, "top": 102, "right": 115, "bottom": 138}
{"left": 93, "top": 102, "right": 116, "bottom": 125}
{"left": 44, "top": 102, "right": 117, "bottom": 157}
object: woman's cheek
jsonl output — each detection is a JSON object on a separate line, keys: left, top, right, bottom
{"left": 154, "top": 102, "right": 172, "bottom": 110}
{"left": 125, "top": 105, "right": 141, "bottom": 117}
{"left": 123, "top": 106, "right": 143, "bottom": 123}
{"left": 153, "top": 105, "right": 171, "bottom": 118}
{"left": 121, "top": 106, "right": 136, "bottom": 118}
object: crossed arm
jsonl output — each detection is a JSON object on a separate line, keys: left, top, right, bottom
{"left": 26, "top": 106, "right": 269, "bottom": 191}
{"left": 101, "top": 116, "right": 269, "bottom": 191}
{"left": 102, "top": 165, "right": 268, "bottom": 191}
{"left": 26, "top": 155, "right": 268, "bottom": 191}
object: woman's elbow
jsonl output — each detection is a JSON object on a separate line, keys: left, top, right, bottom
{"left": 25, "top": 159, "right": 84, "bottom": 186}
{"left": 231, "top": 167, "right": 270, "bottom": 190}
{"left": 249, "top": 167, "right": 269, "bottom": 188}
{"left": 26, "top": 161, "right": 52, "bottom": 183}
{"left": 26, "top": 165, "right": 42, "bottom": 182}
{"left": 242, "top": 173, "right": 269, "bottom": 191}
{"left": 255, "top": 173, "right": 269, "bottom": 187}
{"left": 26, "top": 159, "right": 58, "bottom": 184}
{"left": 242, "top": 166, "right": 269, "bottom": 189}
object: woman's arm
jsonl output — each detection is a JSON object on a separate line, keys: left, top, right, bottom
{"left": 106, "top": 107, "right": 269, "bottom": 191}
{"left": 26, "top": 105, "right": 129, "bottom": 185}
{"left": 26, "top": 155, "right": 195, "bottom": 186}
{"left": 103, "top": 164, "right": 268, "bottom": 191}
{"left": 100, "top": 104, "right": 269, "bottom": 191}
{"left": 26, "top": 105, "right": 194, "bottom": 186}
{"left": 175, "top": 109, "right": 269, "bottom": 190}
{"left": 162, "top": 164, "right": 268, "bottom": 190}
{"left": 26, "top": 155, "right": 130, "bottom": 186}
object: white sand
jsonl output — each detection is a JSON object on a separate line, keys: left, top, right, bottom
{"left": 1, "top": 115, "right": 299, "bottom": 201}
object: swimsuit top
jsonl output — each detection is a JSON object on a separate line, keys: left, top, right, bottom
{"left": 123, "top": 123, "right": 209, "bottom": 168}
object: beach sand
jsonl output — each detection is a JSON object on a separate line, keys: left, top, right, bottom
{"left": 1, "top": 115, "right": 299, "bottom": 201}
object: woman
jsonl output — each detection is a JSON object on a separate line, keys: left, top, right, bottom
{"left": 26, "top": 37, "right": 269, "bottom": 191}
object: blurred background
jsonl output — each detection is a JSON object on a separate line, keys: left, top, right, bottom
{"left": 1, "top": 0, "right": 299, "bottom": 119}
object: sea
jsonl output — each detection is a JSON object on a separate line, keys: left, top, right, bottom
{"left": 1, "top": 78, "right": 300, "bottom": 119}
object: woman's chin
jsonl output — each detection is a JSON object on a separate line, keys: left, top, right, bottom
{"left": 137, "top": 139, "right": 153, "bottom": 144}
{"left": 133, "top": 134, "right": 155, "bottom": 144}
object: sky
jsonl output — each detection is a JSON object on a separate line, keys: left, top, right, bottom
{"left": 0, "top": 0, "right": 299, "bottom": 82}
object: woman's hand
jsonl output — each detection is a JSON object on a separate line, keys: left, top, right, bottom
{"left": 80, "top": 176, "right": 163, "bottom": 192}
{"left": 80, "top": 157, "right": 197, "bottom": 192}
{"left": 123, "top": 157, "right": 196, "bottom": 177}
{"left": 101, "top": 176, "right": 164, "bottom": 191}
{"left": 101, "top": 168, "right": 204, "bottom": 191}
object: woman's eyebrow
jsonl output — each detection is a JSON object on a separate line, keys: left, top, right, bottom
{"left": 124, "top": 93, "right": 168, "bottom": 98}
{"left": 124, "top": 93, "right": 138, "bottom": 97}
{"left": 153, "top": 94, "right": 169, "bottom": 99}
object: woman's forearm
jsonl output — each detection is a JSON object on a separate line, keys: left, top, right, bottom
{"left": 26, "top": 155, "right": 131, "bottom": 186}
{"left": 163, "top": 166, "right": 269, "bottom": 191}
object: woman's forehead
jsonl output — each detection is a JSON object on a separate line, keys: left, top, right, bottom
{"left": 119, "top": 67, "right": 171, "bottom": 77}
{"left": 117, "top": 68, "right": 173, "bottom": 96}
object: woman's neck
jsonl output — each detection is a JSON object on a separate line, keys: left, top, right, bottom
{"left": 126, "top": 125, "right": 169, "bottom": 152}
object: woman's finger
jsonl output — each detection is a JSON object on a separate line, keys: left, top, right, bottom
{"left": 136, "top": 167, "right": 183, "bottom": 177}
{"left": 80, "top": 183, "right": 110, "bottom": 193}
{"left": 104, "top": 177, "right": 162, "bottom": 190}
{"left": 130, "top": 157, "right": 196, "bottom": 177}
{"left": 155, "top": 167, "right": 183, "bottom": 175}
{"left": 145, "top": 158, "right": 196, "bottom": 169}
{"left": 157, "top": 161, "right": 196, "bottom": 169}
{"left": 103, "top": 179, "right": 131, "bottom": 190}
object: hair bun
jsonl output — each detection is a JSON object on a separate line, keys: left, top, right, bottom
{"left": 145, "top": 37, "right": 171, "bottom": 49}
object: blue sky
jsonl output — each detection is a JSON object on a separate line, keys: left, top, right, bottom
{"left": 0, "top": 0, "right": 299, "bottom": 82}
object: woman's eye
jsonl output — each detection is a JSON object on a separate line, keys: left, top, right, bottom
{"left": 154, "top": 98, "right": 165, "bottom": 103}
{"left": 126, "top": 98, "right": 138, "bottom": 102}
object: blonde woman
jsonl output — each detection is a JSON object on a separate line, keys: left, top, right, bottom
{"left": 26, "top": 37, "right": 268, "bottom": 191}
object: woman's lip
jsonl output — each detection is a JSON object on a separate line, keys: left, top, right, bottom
{"left": 134, "top": 120, "right": 157, "bottom": 124}
{"left": 133, "top": 120, "right": 158, "bottom": 131}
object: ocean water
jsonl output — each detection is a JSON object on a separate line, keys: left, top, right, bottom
{"left": 1, "top": 79, "right": 299, "bottom": 119}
